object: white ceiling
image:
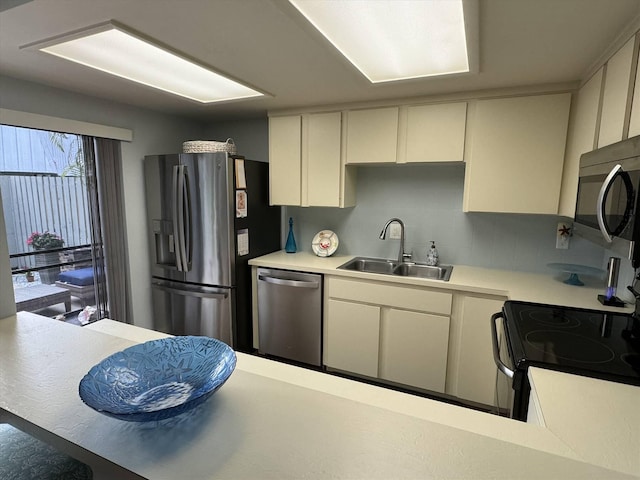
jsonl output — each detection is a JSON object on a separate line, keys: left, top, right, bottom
{"left": 1, "top": 0, "right": 639, "bottom": 121}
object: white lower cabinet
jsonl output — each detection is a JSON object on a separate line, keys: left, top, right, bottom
{"left": 379, "top": 308, "right": 449, "bottom": 392}
{"left": 447, "top": 295, "right": 509, "bottom": 408}
{"left": 324, "top": 276, "right": 452, "bottom": 393}
{"left": 325, "top": 299, "right": 380, "bottom": 378}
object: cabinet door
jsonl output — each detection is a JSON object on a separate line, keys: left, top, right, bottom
{"left": 379, "top": 308, "right": 449, "bottom": 393}
{"left": 598, "top": 37, "right": 635, "bottom": 147}
{"left": 325, "top": 299, "right": 380, "bottom": 377}
{"left": 345, "top": 107, "right": 399, "bottom": 164}
{"left": 404, "top": 102, "right": 467, "bottom": 163}
{"left": 306, "top": 112, "right": 342, "bottom": 207}
{"left": 455, "top": 296, "right": 508, "bottom": 407}
{"left": 558, "top": 69, "right": 603, "bottom": 218}
{"left": 628, "top": 36, "right": 640, "bottom": 137}
{"left": 463, "top": 93, "right": 571, "bottom": 214}
{"left": 269, "top": 115, "right": 301, "bottom": 205}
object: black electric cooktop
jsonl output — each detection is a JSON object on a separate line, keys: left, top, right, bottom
{"left": 502, "top": 300, "right": 640, "bottom": 386}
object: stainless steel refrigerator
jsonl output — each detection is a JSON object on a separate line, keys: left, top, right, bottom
{"left": 143, "top": 153, "right": 280, "bottom": 350}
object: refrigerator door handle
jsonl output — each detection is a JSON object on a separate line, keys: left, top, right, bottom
{"left": 172, "top": 165, "right": 184, "bottom": 271}
{"left": 183, "top": 167, "right": 193, "bottom": 270}
{"left": 152, "top": 282, "right": 229, "bottom": 299}
{"left": 176, "top": 165, "right": 189, "bottom": 271}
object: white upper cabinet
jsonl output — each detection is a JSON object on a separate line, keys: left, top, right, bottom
{"left": 305, "top": 112, "right": 342, "bottom": 207}
{"left": 269, "top": 115, "right": 302, "bottom": 206}
{"left": 402, "top": 102, "right": 467, "bottom": 163}
{"left": 558, "top": 69, "right": 604, "bottom": 218}
{"left": 598, "top": 37, "right": 636, "bottom": 147}
{"left": 345, "top": 107, "right": 399, "bottom": 164}
{"left": 463, "top": 93, "right": 571, "bottom": 214}
{"left": 628, "top": 36, "right": 640, "bottom": 137}
{"left": 268, "top": 112, "right": 355, "bottom": 207}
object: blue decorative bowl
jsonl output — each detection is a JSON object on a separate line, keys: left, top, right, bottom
{"left": 79, "top": 336, "right": 236, "bottom": 422}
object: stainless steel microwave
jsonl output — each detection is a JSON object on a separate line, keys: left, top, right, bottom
{"left": 575, "top": 135, "right": 640, "bottom": 267}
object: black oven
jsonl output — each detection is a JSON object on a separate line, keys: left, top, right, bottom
{"left": 575, "top": 135, "right": 640, "bottom": 267}
{"left": 491, "top": 301, "right": 640, "bottom": 421}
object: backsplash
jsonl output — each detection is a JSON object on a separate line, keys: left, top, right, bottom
{"left": 286, "top": 164, "right": 630, "bottom": 291}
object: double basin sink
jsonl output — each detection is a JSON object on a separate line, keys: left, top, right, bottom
{"left": 337, "top": 257, "right": 453, "bottom": 282}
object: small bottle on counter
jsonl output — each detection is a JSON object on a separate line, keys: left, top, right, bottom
{"left": 426, "top": 241, "right": 439, "bottom": 266}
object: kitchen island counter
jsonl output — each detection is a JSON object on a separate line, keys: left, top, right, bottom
{"left": 2, "top": 314, "right": 638, "bottom": 479}
{"left": 249, "top": 251, "right": 635, "bottom": 313}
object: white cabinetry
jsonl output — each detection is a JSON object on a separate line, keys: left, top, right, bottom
{"left": 598, "top": 37, "right": 636, "bottom": 147}
{"left": 628, "top": 36, "right": 640, "bottom": 137}
{"left": 268, "top": 112, "right": 355, "bottom": 207}
{"left": 324, "top": 276, "right": 451, "bottom": 393}
{"left": 463, "top": 93, "right": 571, "bottom": 214}
{"left": 379, "top": 308, "right": 449, "bottom": 391}
{"left": 558, "top": 69, "right": 604, "bottom": 217}
{"left": 403, "top": 102, "right": 467, "bottom": 163}
{"left": 325, "top": 299, "right": 380, "bottom": 377}
{"left": 447, "top": 295, "right": 509, "bottom": 408}
{"left": 345, "top": 107, "right": 399, "bottom": 164}
{"left": 269, "top": 115, "right": 302, "bottom": 206}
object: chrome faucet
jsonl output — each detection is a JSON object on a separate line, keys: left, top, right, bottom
{"left": 379, "top": 218, "right": 411, "bottom": 264}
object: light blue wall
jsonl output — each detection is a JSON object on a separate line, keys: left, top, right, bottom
{"left": 287, "top": 164, "right": 605, "bottom": 270}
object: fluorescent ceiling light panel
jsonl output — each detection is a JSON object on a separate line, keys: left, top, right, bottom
{"left": 288, "top": 0, "right": 469, "bottom": 83}
{"left": 32, "top": 23, "right": 263, "bottom": 103}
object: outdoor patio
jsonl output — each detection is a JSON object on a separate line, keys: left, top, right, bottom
{"left": 12, "top": 272, "right": 91, "bottom": 325}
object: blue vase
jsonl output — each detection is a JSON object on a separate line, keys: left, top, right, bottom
{"left": 285, "top": 217, "right": 297, "bottom": 253}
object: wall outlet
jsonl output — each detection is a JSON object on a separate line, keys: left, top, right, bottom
{"left": 556, "top": 222, "right": 571, "bottom": 249}
{"left": 389, "top": 222, "right": 402, "bottom": 239}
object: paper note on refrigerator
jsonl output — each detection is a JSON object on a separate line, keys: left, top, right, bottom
{"left": 236, "top": 190, "right": 247, "bottom": 218}
{"left": 237, "top": 228, "right": 249, "bottom": 256}
{"left": 235, "top": 159, "right": 247, "bottom": 189}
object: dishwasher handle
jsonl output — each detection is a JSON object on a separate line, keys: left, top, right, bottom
{"left": 258, "top": 273, "right": 320, "bottom": 289}
{"left": 491, "top": 311, "right": 514, "bottom": 379}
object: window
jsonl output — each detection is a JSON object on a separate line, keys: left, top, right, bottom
{"left": 1, "top": 125, "right": 106, "bottom": 324}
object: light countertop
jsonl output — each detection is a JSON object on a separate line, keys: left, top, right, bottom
{"left": 528, "top": 367, "right": 640, "bottom": 476}
{"left": 1, "top": 314, "right": 636, "bottom": 479}
{"left": 249, "top": 250, "right": 635, "bottom": 313}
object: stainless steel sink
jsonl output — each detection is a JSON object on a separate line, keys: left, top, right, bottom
{"left": 392, "top": 263, "right": 453, "bottom": 281}
{"left": 338, "top": 257, "right": 399, "bottom": 274}
{"left": 337, "top": 257, "right": 453, "bottom": 281}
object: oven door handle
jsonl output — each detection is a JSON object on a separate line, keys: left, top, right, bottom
{"left": 491, "top": 312, "right": 514, "bottom": 379}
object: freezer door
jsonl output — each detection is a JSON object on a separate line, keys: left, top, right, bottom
{"left": 151, "top": 280, "right": 233, "bottom": 345}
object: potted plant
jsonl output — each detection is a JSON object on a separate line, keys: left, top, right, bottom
{"left": 27, "top": 231, "right": 65, "bottom": 284}
{"left": 26, "top": 231, "right": 65, "bottom": 251}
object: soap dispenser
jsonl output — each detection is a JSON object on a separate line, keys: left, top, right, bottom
{"left": 426, "top": 241, "right": 439, "bottom": 266}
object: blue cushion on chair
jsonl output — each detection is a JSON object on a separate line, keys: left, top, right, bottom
{"left": 58, "top": 268, "right": 95, "bottom": 286}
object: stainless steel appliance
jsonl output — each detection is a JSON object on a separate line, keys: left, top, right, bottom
{"left": 575, "top": 135, "right": 640, "bottom": 267}
{"left": 491, "top": 300, "right": 640, "bottom": 421}
{"left": 257, "top": 268, "right": 323, "bottom": 366}
{"left": 144, "top": 153, "right": 280, "bottom": 350}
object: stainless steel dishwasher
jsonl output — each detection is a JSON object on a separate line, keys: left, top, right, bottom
{"left": 257, "top": 267, "right": 322, "bottom": 366}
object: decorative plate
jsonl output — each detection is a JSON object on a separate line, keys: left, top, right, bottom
{"left": 79, "top": 336, "right": 236, "bottom": 422}
{"left": 311, "top": 230, "right": 339, "bottom": 257}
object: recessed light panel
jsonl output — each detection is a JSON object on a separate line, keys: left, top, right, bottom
{"left": 29, "top": 23, "right": 263, "bottom": 103}
{"left": 289, "top": 0, "right": 469, "bottom": 83}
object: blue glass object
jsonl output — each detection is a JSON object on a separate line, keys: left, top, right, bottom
{"left": 285, "top": 217, "right": 297, "bottom": 253}
{"left": 79, "top": 336, "right": 236, "bottom": 422}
